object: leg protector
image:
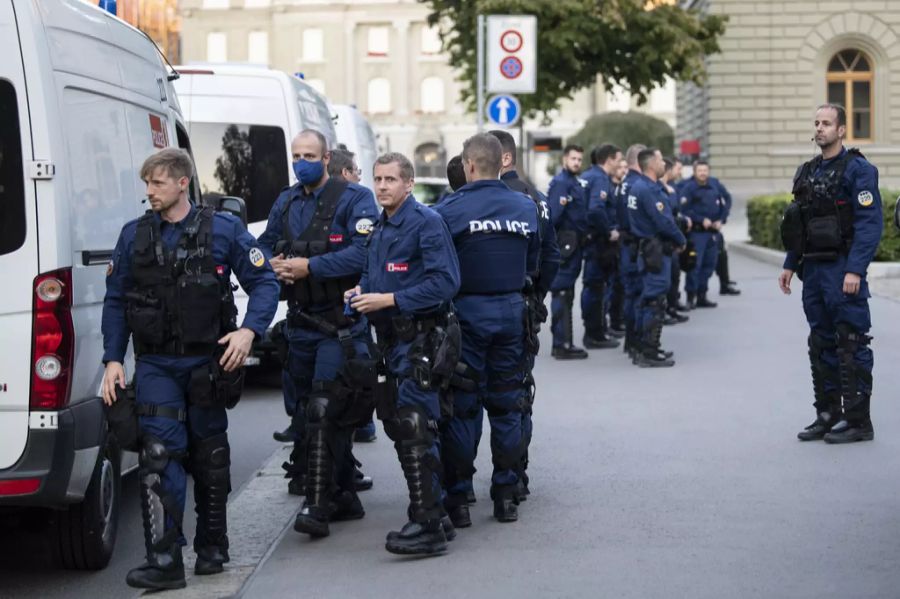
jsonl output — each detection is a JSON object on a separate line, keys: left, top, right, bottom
{"left": 836, "top": 323, "right": 873, "bottom": 424}
{"left": 304, "top": 383, "right": 336, "bottom": 510}
{"left": 583, "top": 281, "right": 607, "bottom": 339}
{"left": 137, "top": 435, "right": 182, "bottom": 560}
{"left": 552, "top": 288, "right": 575, "bottom": 346}
{"left": 807, "top": 333, "right": 840, "bottom": 418}
{"left": 385, "top": 406, "right": 443, "bottom": 524}
{"left": 191, "top": 433, "right": 231, "bottom": 572}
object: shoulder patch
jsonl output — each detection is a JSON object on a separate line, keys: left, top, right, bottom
{"left": 249, "top": 247, "right": 265, "bottom": 268}
{"left": 600, "top": 190, "right": 607, "bottom": 199}
{"left": 680, "top": 196, "right": 687, "bottom": 205}
{"left": 106, "top": 260, "right": 114, "bottom": 277}
{"left": 857, "top": 190, "right": 874, "bottom": 207}
{"left": 355, "top": 218, "right": 374, "bottom": 235}
{"left": 656, "top": 201, "right": 665, "bottom": 212}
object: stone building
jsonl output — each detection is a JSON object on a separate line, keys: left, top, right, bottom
{"left": 178, "top": 0, "right": 676, "bottom": 186}
{"left": 677, "top": 0, "right": 900, "bottom": 194}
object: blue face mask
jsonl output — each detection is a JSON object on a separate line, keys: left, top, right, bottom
{"left": 293, "top": 159, "right": 325, "bottom": 186}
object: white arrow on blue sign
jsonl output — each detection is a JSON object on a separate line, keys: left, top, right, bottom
{"left": 485, "top": 94, "right": 521, "bottom": 127}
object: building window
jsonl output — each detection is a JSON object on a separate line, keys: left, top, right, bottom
{"left": 303, "top": 28, "right": 323, "bottom": 62}
{"left": 368, "top": 27, "right": 389, "bottom": 57}
{"left": 421, "top": 25, "right": 442, "bottom": 55}
{"left": 202, "top": 0, "right": 229, "bottom": 8}
{"left": 247, "top": 31, "right": 269, "bottom": 64}
{"left": 826, "top": 49, "right": 873, "bottom": 141}
{"left": 368, "top": 78, "right": 391, "bottom": 114}
{"left": 420, "top": 77, "right": 445, "bottom": 113}
{"left": 207, "top": 32, "right": 227, "bottom": 62}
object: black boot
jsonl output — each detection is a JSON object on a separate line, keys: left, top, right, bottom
{"left": 637, "top": 300, "right": 674, "bottom": 368}
{"left": 191, "top": 434, "right": 231, "bottom": 576}
{"left": 583, "top": 281, "right": 619, "bottom": 349}
{"left": 444, "top": 494, "right": 472, "bottom": 528}
{"left": 552, "top": 289, "right": 588, "bottom": 359}
{"left": 825, "top": 327, "right": 874, "bottom": 443}
{"left": 798, "top": 335, "right": 841, "bottom": 441}
{"left": 720, "top": 282, "right": 741, "bottom": 296}
{"left": 716, "top": 247, "right": 740, "bottom": 295}
{"left": 385, "top": 408, "right": 448, "bottom": 556}
{"left": 492, "top": 484, "right": 519, "bottom": 523}
{"left": 695, "top": 292, "right": 717, "bottom": 308}
{"left": 126, "top": 436, "right": 186, "bottom": 591}
{"left": 686, "top": 292, "right": 696, "bottom": 310}
{"left": 293, "top": 392, "right": 334, "bottom": 538}
{"left": 353, "top": 467, "right": 373, "bottom": 492}
{"left": 666, "top": 307, "right": 689, "bottom": 324}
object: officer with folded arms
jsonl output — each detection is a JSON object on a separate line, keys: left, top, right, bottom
{"left": 347, "top": 152, "right": 461, "bottom": 555}
{"left": 780, "top": 103, "right": 882, "bottom": 444}
{"left": 102, "top": 148, "right": 279, "bottom": 591}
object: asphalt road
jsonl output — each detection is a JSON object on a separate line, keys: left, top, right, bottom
{"left": 242, "top": 252, "right": 900, "bottom": 599}
{"left": 0, "top": 371, "right": 288, "bottom": 599}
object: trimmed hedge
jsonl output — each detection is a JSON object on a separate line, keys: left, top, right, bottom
{"left": 747, "top": 190, "right": 900, "bottom": 262}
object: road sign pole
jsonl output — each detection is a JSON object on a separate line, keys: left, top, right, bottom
{"left": 477, "top": 14, "right": 485, "bottom": 133}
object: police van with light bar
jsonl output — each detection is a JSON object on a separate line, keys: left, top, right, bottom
{"left": 0, "top": 0, "right": 201, "bottom": 570}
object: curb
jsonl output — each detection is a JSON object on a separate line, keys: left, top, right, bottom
{"left": 133, "top": 445, "right": 295, "bottom": 599}
{"left": 730, "top": 241, "right": 900, "bottom": 279}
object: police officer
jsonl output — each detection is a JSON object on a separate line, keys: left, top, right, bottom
{"left": 627, "top": 148, "right": 686, "bottom": 367}
{"left": 581, "top": 144, "right": 623, "bottom": 349}
{"left": 102, "top": 149, "right": 279, "bottom": 590}
{"left": 713, "top": 173, "right": 740, "bottom": 296}
{"left": 548, "top": 144, "right": 589, "bottom": 359}
{"left": 446, "top": 154, "right": 467, "bottom": 193}
{"left": 616, "top": 144, "right": 646, "bottom": 360}
{"left": 608, "top": 156, "right": 629, "bottom": 336}
{"left": 435, "top": 133, "right": 540, "bottom": 524}
{"left": 257, "top": 129, "right": 379, "bottom": 537}
{"left": 347, "top": 152, "right": 460, "bottom": 555}
{"left": 679, "top": 161, "right": 724, "bottom": 309}
{"left": 780, "top": 103, "right": 882, "bottom": 443}
{"left": 490, "top": 128, "right": 561, "bottom": 500}
{"left": 661, "top": 158, "right": 690, "bottom": 324}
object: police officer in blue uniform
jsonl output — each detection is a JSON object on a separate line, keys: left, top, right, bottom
{"left": 616, "top": 144, "right": 647, "bottom": 360}
{"left": 712, "top": 173, "right": 740, "bottom": 296}
{"left": 679, "top": 161, "right": 725, "bottom": 309}
{"left": 548, "top": 144, "right": 590, "bottom": 359}
{"left": 582, "top": 144, "right": 623, "bottom": 349}
{"left": 608, "top": 156, "right": 630, "bottom": 336}
{"left": 627, "top": 148, "right": 686, "bottom": 368}
{"left": 102, "top": 149, "right": 279, "bottom": 590}
{"left": 780, "top": 104, "right": 882, "bottom": 444}
{"left": 257, "top": 129, "right": 379, "bottom": 538}
{"left": 435, "top": 134, "right": 540, "bottom": 524}
{"left": 490, "top": 129, "right": 560, "bottom": 501}
{"left": 347, "top": 152, "right": 460, "bottom": 555}
{"left": 661, "top": 158, "right": 690, "bottom": 324}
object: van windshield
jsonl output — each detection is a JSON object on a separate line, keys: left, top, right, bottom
{"left": 0, "top": 80, "right": 26, "bottom": 256}
{"left": 189, "top": 122, "right": 289, "bottom": 224}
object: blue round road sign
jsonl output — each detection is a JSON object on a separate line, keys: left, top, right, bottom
{"left": 500, "top": 56, "right": 523, "bottom": 79}
{"left": 486, "top": 94, "right": 521, "bottom": 127}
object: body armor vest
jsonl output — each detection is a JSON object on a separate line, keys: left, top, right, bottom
{"left": 273, "top": 178, "right": 359, "bottom": 309}
{"left": 782, "top": 149, "right": 859, "bottom": 258}
{"left": 127, "top": 207, "right": 237, "bottom": 356}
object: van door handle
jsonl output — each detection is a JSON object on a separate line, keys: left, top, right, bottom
{"left": 82, "top": 249, "right": 114, "bottom": 266}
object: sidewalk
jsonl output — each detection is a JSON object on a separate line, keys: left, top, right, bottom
{"left": 233, "top": 252, "right": 900, "bottom": 599}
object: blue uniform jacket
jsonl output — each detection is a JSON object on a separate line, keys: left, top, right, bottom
{"left": 359, "top": 194, "right": 460, "bottom": 322}
{"left": 435, "top": 179, "right": 540, "bottom": 295}
{"left": 614, "top": 169, "right": 642, "bottom": 233}
{"left": 257, "top": 180, "right": 379, "bottom": 278}
{"left": 783, "top": 148, "right": 883, "bottom": 275}
{"left": 500, "top": 170, "right": 561, "bottom": 294}
{"left": 547, "top": 169, "right": 589, "bottom": 233}
{"left": 627, "top": 173, "right": 687, "bottom": 246}
{"left": 582, "top": 165, "right": 616, "bottom": 237}
{"left": 679, "top": 177, "right": 727, "bottom": 225}
{"left": 102, "top": 206, "right": 280, "bottom": 364}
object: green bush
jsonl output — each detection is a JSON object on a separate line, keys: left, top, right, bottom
{"left": 568, "top": 111, "right": 675, "bottom": 157}
{"left": 746, "top": 190, "right": 900, "bottom": 262}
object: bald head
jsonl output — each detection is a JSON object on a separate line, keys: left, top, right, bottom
{"left": 461, "top": 133, "right": 503, "bottom": 183}
{"left": 292, "top": 129, "right": 328, "bottom": 161}
{"left": 625, "top": 144, "right": 646, "bottom": 169}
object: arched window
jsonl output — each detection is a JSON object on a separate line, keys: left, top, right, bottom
{"left": 368, "top": 78, "right": 391, "bottom": 114}
{"left": 420, "top": 77, "right": 445, "bottom": 113}
{"left": 826, "top": 49, "right": 873, "bottom": 141}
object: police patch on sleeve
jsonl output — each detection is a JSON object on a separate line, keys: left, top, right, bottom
{"left": 656, "top": 201, "right": 665, "bottom": 212}
{"left": 600, "top": 191, "right": 607, "bottom": 199}
{"left": 857, "top": 190, "right": 874, "bottom": 207}
{"left": 680, "top": 196, "right": 688, "bottom": 205}
{"left": 249, "top": 247, "right": 265, "bottom": 268}
{"left": 106, "top": 260, "right": 114, "bottom": 276}
{"left": 355, "top": 218, "right": 374, "bottom": 235}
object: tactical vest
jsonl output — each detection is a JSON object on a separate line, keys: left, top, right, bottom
{"left": 273, "top": 178, "right": 360, "bottom": 309}
{"left": 782, "top": 149, "right": 859, "bottom": 257}
{"left": 126, "top": 207, "right": 237, "bottom": 357}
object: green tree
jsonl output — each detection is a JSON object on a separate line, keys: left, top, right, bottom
{"left": 568, "top": 111, "right": 674, "bottom": 156}
{"left": 213, "top": 124, "right": 253, "bottom": 202}
{"left": 422, "top": 0, "right": 727, "bottom": 118}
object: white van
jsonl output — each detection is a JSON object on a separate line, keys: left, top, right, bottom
{"left": 173, "top": 66, "right": 340, "bottom": 364}
{"left": 333, "top": 104, "right": 378, "bottom": 190}
{"left": 0, "top": 0, "right": 199, "bottom": 569}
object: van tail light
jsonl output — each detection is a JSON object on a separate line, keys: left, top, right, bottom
{"left": 30, "top": 268, "right": 74, "bottom": 410}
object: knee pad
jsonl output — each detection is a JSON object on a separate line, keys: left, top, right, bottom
{"left": 139, "top": 434, "right": 170, "bottom": 474}
{"left": 836, "top": 322, "right": 870, "bottom": 351}
{"left": 384, "top": 405, "right": 435, "bottom": 444}
{"left": 191, "top": 433, "right": 230, "bottom": 484}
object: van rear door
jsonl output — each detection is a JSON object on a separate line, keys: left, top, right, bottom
{"left": 0, "top": 0, "right": 40, "bottom": 470}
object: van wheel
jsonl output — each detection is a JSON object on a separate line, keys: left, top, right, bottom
{"left": 53, "top": 437, "right": 121, "bottom": 570}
